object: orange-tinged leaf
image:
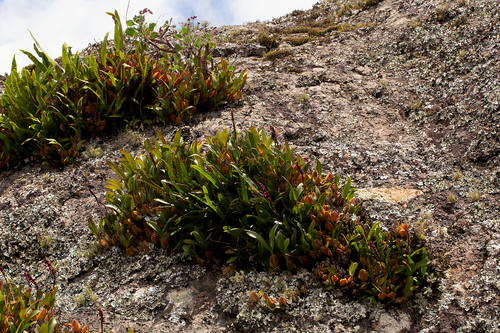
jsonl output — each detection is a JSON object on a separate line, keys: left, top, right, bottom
{"left": 358, "top": 269, "right": 369, "bottom": 282}
{"left": 36, "top": 308, "right": 47, "bottom": 321}
{"left": 98, "top": 239, "right": 110, "bottom": 249}
{"left": 126, "top": 246, "right": 138, "bottom": 256}
{"left": 71, "top": 320, "right": 81, "bottom": 332}
{"left": 269, "top": 254, "right": 280, "bottom": 269}
{"left": 250, "top": 291, "right": 260, "bottom": 303}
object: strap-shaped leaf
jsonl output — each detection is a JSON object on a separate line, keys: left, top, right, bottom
{"left": 101, "top": 32, "right": 110, "bottom": 65}
{"left": 88, "top": 218, "right": 100, "bottom": 238}
{"left": 410, "top": 259, "right": 429, "bottom": 276}
{"left": 107, "top": 160, "right": 125, "bottom": 179}
{"left": 191, "top": 164, "right": 219, "bottom": 188}
{"left": 246, "top": 230, "right": 272, "bottom": 253}
{"left": 231, "top": 164, "right": 259, "bottom": 194}
{"left": 342, "top": 176, "right": 352, "bottom": 199}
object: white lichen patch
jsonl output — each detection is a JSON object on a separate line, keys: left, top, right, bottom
{"left": 371, "top": 311, "right": 411, "bottom": 333}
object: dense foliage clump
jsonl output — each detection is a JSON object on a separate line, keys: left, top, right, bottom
{"left": 90, "top": 126, "right": 429, "bottom": 305}
{"left": 0, "top": 10, "right": 246, "bottom": 171}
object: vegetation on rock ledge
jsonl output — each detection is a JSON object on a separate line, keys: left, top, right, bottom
{"left": 90, "top": 125, "right": 429, "bottom": 305}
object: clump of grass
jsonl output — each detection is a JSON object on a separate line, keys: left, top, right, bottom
{"left": 284, "top": 36, "right": 315, "bottom": 46}
{"left": 467, "top": 190, "right": 480, "bottom": 201}
{"left": 336, "top": 0, "right": 383, "bottom": 19}
{"left": 436, "top": 3, "right": 451, "bottom": 22}
{"left": 38, "top": 234, "right": 52, "bottom": 248}
{"left": 90, "top": 126, "right": 430, "bottom": 305}
{"left": 288, "top": 67, "right": 303, "bottom": 73}
{"left": 452, "top": 170, "right": 463, "bottom": 180}
{"left": 86, "top": 286, "right": 98, "bottom": 304}
{"left": 256, "top": 32, "right": 280, "bottom": 50}
{"left": 458, "top": 50, "right": 467, "bottom": 61}
{"left": 265, "top": 49, "right": 293, "bottom": 61}
{"left": 379, "top": 79, "right": 388, "bottom": 86}
{"left": 447, "top": 192, "right": 457, "bottom": 203}
{"left": 410, "top": 99, "right": 423, "bottom": 110}
{"left": 286, "top": 26, "right": 324, "bottom": 36}
{"left": 200, "top": 20, "right": 210, "bottom": 28}
{"left": 408, "top": 18, "right": 423, "bottom": 28}
{"left": 295, "top": 93, "right": 310, "bottom": 105}
{"left": 74, "top": 293, "right": 86, "bottom": 306}
{"left": 83, "top": 147, "right": 104, "bottom": 159}
{"left": 0, "top": 9, "right": 246, "bottom": 172}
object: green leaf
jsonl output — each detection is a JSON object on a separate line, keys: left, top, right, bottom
{"left": 26, "top": 29, "right": 58, "bottom": 68}
{"left": 246, "top": 230, "right": 272, "bottom": 253}
{"left": 202, "top": 186, "right": 225, "bottom": 220}
{"left": 88, "top": 218, "right": 100, "bottom": 238}
{"left": 125, "top": 27, "right": 137, "bottom": 37}
{"left": 315, "top": 159, "right": 322, "bottom": 178}
{"left": 107, "top": 160, "right": 125, "bottom": 179}
{"left": 191, "top": 165, "right": 219, "bottom": 188}
{"left": 101, "top": 32, "right": 110, "bottom": 66}
{"left": 367, "top": 222, "right": 381, "bottom": 241}
{"left": 226, "top": 256, "right": 238, "bottom": 264}
{"left": 342, "top": 176, "right": 351, "bottom": 199}
{"left": 240, "top": 177, "right": 249, "bottom": 203}
{"left": 173, "top": 129, "right": 182, "bottom": 147}
{"left": 231, "top": 164, "right": 259, "bottom": 193}
{"left": 269, "top": 223, "right": 279, "bottom": 253}
{"left": 411, "top": 259, "right": 430, "bottom": 276}
{"left": 349, "top": 262, "right": 358, "bottom": 277}
{"left": 404, "top": 276, "right": 414, "bottom": 297}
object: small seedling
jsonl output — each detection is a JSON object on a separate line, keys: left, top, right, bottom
{"left": 447, "top": 192, "right": 456, "bottom": 203}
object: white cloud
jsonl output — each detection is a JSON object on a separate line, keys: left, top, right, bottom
{"left": 0, "top": 0, "right": 318, "bottom": 74}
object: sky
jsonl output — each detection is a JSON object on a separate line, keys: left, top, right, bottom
{"left": 0, "top": 0, "right": 319, "bottom": 74}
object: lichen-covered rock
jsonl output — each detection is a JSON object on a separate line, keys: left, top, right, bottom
{"left": 1, "top": 0, "right": 500, "bottom": 332}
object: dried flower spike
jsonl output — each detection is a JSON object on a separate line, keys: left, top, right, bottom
{"left": 44, "top": 257, "right": 57, "bottom": 288}
{"left": 24, "top": 272, "right": 39, "bottom": 292}
{"left": 0, "top": 265, "right": 6, "bottom": 282}
{"left": 270, "top": 126, "right": 278, "bottom": 145}
{"left": 99, "top": 309, "right": 104, "bottom": 333}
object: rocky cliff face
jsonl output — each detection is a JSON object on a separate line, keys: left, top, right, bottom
{"left": 1, "top": 0, "right": 499, "bottom": 332}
